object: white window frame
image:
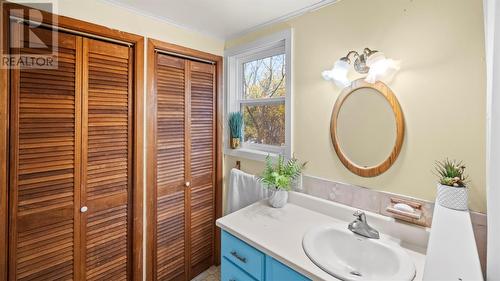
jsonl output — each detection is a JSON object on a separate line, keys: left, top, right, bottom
{"left": 224, "top": 29, "right": 292, "bottom": 161}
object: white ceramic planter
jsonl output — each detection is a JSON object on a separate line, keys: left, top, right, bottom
{"left": 269, "top": 189, "right": 288, "bottom": 208}
{"left": 436, "top": 184, "right": 468, "bottom": 211}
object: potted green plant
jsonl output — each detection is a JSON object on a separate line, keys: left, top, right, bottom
{"left": 434, "top": 159, "right": 469, "bottom": 210}
{"left": 259, "top": 155, "right": 307, "bottom": 208}
{"left": 228, "top": 112, "right": 243, "bottom": 149}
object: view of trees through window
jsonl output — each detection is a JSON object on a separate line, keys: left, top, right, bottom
{"left": 242, "top": 53, "right": 286, "bottom": 146}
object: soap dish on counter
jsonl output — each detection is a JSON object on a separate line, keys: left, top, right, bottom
{"left": 383, "top": 197, "right": 432, "bottom": 227}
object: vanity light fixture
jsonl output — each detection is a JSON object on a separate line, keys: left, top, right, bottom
{"left": 322, "top": 48, "right": 400, "bottom": 87}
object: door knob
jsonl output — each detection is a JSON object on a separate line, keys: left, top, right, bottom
{"left": 185, "top": 181, "right": 191, "bottom": 187}
{"left": 80, "top": 206, "right": 88, "bottom": 213}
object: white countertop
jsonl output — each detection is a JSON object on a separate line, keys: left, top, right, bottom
{"left": 216, "top": 192, "right": 427, "bottom": 281}
{"left": 423, "top": 204, "right": 483, "bottom": 280}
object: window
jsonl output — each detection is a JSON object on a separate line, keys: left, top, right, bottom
{"left": 241, "top": 53, "right": 286, "bottom": 146}
{"left": 225, "top": 30, "right": 292, "bottom": 160}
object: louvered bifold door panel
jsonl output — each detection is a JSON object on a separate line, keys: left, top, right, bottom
{"left": 82, "top": 38, "right": 133, "bottom": 281}
{"left": 154, "top": 54, "right": 187, "bottom": 281}
{"left": 188, "top": 61, "right": 216, "bottom": 278}
{"left": 9, "top": 25, "right": 81, "bottom": 280}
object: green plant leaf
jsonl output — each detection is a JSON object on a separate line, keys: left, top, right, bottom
{"left": 258, "top": 154, "right": 307, "bottom": 191}
{"left": 228, "top": 112, "right": 243, "bottom": 139}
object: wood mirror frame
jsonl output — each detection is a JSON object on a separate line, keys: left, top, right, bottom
{"left": 330, "top": 79, "right": 405, "bottom": 177}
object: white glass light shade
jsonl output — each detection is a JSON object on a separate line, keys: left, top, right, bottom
{"left": 365, "top": 52, "right": 400, "bottom": 84}
{"left": 322, "top": 59, "right": 351, "bottom": 88}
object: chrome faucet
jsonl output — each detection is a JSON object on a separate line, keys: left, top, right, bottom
{"left": 348, "top": 210, "right": 380, "bottom": 239}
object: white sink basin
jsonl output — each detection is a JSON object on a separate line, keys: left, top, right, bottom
{"left": 303, "top": 224, "right": 416, "bottom": 281}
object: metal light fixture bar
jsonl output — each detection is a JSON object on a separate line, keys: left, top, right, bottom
{"left": 339, "top": 48, "right": 379, "bottom": 74}
{"left": 322, "top": 48, "right": 399, "bottom": 87}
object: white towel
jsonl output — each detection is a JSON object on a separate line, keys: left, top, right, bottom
{"left": 226, "top": 168, "right": 269, "bottom": 214}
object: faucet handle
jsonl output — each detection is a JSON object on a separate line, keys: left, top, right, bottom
{"left": 353, "top": 210, "right": 366, "bottom": 221}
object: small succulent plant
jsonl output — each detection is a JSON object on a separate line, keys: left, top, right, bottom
{"left": 228, "top": 112, "right": 243, "bottom": 139}
{"left": 434, "top": 159, "right": 468, "bottom": 188}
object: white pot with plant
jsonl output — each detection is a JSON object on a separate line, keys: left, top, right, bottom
{"left": 259, "top": 155, "right": 307, "bottom": 208}
{"left": 434, "top": 159, "right": 469, "bottom": 211}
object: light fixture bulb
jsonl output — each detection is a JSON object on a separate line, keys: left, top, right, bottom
{"left": 365, "top": 52, "right": 400, "bottom": 83}
{"left": 322, "top": 59, "right": 351, "bottom": 88}
{"left": 321, "top": 69, "right": 333, "bottom": 80}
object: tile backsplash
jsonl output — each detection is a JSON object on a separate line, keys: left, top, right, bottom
{"left": 301, "top": 175, "right": 434, "bottom": 227}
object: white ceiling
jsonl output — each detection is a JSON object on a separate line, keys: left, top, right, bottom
{"left": 104, "top": 0, "right": 337, "bottom": 39}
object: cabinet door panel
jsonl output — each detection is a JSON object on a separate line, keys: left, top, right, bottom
{"left": 155, "top": 54, "right": 187, "bottom": 281}
{"left": 265, "top": 256, "right": 310, "bottom": 281}
{"left": 189, "top": 61, "right": 216, "bottom": 278}
{"left": 221, "top": 258, "right": 255, "bottom": 281}
{"left": 82, "top": 38, "right": 133, "bottom": 281}
{"left": 9, "top": 25, "right": 81, "bottom": 280}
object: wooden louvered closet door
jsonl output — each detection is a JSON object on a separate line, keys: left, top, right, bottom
{"left": 9, "top": 24, "right": 82, "bottom": 281}
{"left": 188, "top": 61, "right": 215, "bottom": 278}
{"left": 152, "top": 53, "right": 216, "bottom": 281}
{"left": 9, "top": 25, "right": 134, "bottom": 281}
{"left": 154, "top": 54, "right": 187, "bottom": 281}
{"left": 81, "top": 38, "right": 133, "bottom": 280}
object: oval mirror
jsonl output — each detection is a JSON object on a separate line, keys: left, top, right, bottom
{"left": 330, "top": 79, "right": 404, "bottom": 177}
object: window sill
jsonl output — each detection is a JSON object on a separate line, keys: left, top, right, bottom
{"left": 224, "top": 147, "right": 279, "bottom": 162}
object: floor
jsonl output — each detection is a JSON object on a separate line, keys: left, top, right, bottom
{"left": 192, "top": 266, "right": 220, "bottom": 281}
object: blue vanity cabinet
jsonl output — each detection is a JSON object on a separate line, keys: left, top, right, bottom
{"left": 221, "top": 231, "right": 311, "bottom": 281}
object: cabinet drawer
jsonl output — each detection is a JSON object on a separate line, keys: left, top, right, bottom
{"left": 221, "top": 231, "right": 264, "bottom": 280}
{"left": 266, "top": 256, "right": 310, "bottom": 281}
{"left": 222, "top": 257, "right": 256, "bottom": 281}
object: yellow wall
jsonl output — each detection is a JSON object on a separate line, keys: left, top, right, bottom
{"left": 51, "top": 0, "right": 224, "bottom": 55}
{"left": 225, "top": 0, "right": 487, "bottom": 212}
